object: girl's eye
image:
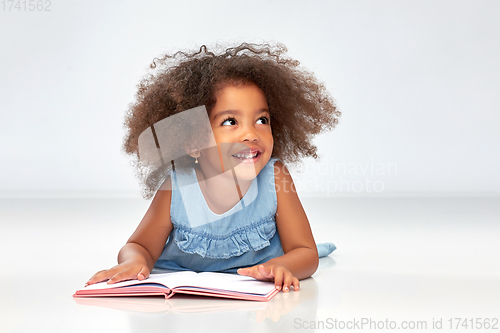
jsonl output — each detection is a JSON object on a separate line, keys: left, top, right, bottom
{"left": 256, "top": 116, "right": 270, "bottom": 125}
{"left": 221, "top": 117, "right": 237, "bottom": 126}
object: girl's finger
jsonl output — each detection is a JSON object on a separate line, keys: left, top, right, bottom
{"left": 86, "top": 269, "right": 113, "bottom": 285}
{"left": 257, "top": 265, "right": 274, "bottom": 279}
{"left": 91, "top": 269, "right": 107, "bottom": 277}
{"left": 292, "top": 277, "right": 300, "bottom": 291}
{"left": 137, "top": 267, "right": 150, "bottom": 280}
{"left": 237, "top": 267, "right": 258, "bottom": 279}
{"left": 107, "top": 269, "right": 136, "bottom": 284}
{"left": 87, "top": 269, "right": 106, "bottom": 282}
{"left": 282, "top": 271, "right": 293, "bottom": 293}
{"left": 272, "top": 267, "right": 284, "bottom": 290}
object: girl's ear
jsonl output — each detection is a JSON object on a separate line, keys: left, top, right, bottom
{"left": 184, "top": 146, "right": 201, "bottom": 159}
{"left": 190, "top": 151, "right": 201, "bottom": 164}
{"left": 188, "top": 151, "right": 201, "bottom": 159}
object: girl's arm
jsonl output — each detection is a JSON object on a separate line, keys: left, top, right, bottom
{"left": 86, "top": 179, "right": 173, "bottom": 285}
{"left": 237, "top": 161, "right": 319, "bottom": 291}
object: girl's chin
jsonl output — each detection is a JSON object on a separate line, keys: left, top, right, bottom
{"left": 230, "top": 159, "right": 267, "bottom": 181}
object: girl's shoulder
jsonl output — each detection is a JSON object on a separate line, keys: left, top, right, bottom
{"left": 271, "top": 158, "right": 289, "bottom": 180}
{"left": 272, "top": 158, "right": 285, "bottom": 171}
{"left": 151, "top": 176, "right": 173, "bottom": 209}
{"left": 272, "top": 159, "right": 296, "bottom": 195}
{"left": 158, "top": 176, "right": 173, "bottom": 191}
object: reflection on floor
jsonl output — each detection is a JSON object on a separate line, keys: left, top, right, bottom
{"left": 1, "top": 196, "right": 499, "bottom": 332}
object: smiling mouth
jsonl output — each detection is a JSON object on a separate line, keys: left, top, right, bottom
{"left": 231, "top": 149, "right": 260, "bottom": 160}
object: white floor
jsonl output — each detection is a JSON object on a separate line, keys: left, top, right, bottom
{"left": 1, "top": 196, "right": 499, "bottom": 333}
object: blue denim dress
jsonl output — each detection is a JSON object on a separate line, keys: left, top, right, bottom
{"left": 154, "top": 158, "right": 334, "bottom": 273}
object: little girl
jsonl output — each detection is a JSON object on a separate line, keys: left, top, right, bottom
{"left": 87, "top": 43, "right": 340, "bottom": 293}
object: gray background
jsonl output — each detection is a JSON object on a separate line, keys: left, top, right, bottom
{"left": 1, "top": 0, "right": 499, "bottom": 197}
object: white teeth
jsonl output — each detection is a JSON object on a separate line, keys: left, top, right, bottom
{"left": 233, "top": 151, "right": 258, "bottom": 159}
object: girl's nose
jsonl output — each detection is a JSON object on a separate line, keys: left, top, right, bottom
{"left": 241, "top": 125, "right": 258, "bottom": 142}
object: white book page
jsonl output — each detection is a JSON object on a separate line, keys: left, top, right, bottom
{"left": 178, "top": 272, "right": 275, "bottom": 295}
{"left": 81, "top": 271, "right": 198, "bottom": 291}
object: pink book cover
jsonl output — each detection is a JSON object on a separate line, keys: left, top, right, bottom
{"left": 74, "top": 271, "right": 279, "bottom": 302}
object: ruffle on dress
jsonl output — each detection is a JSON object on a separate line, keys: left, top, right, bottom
{"left": 172, "top": 216, "right": 277, "bottom": 259}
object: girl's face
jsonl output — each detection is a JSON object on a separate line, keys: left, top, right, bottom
{"left": 202, "top": 83, "right": 273, "bottom": 180}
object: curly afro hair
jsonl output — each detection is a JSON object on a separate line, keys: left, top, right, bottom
{"left": 124, "top": 42, "right": 340, "bottom": 199}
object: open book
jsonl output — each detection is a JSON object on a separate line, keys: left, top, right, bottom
{"left": 74, "top": 271, "right": 279, "bottom": 302}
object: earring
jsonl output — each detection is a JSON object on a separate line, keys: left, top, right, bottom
{"left": 193, "top": 151, "right": 200, "bottom": 163}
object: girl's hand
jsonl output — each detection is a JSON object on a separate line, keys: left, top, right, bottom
{"left": 85, "top": 261, "right": 150, "bottom": 286}
{"left": 237, "top": 264, "right": 299, "bottom": 293}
